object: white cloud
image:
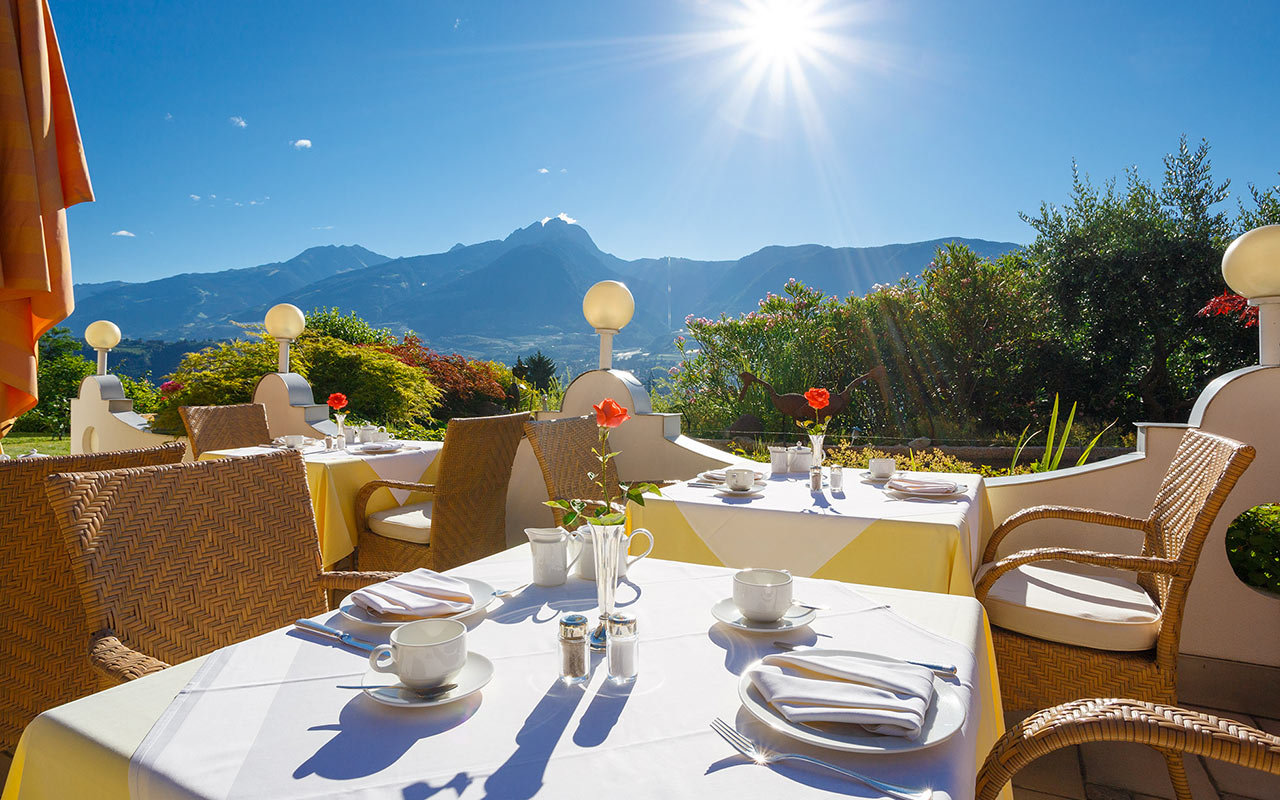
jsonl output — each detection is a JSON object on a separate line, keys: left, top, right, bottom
{"left": 454, "top": 17, "right": 461, "bottom": 29}
{"left": 110, "top": 230, "right": 136, "bottom": 237}
{"left": 290, "top": 139, "right": 312, "bottom": 149}
{"left": 537, "top": 167, "right": 549, "bottom": 174}
{"left": 312, "top": 225, "right": 335, "bottom": 230}
{"left": 209, "top": 194, "right": 217, "bottom": 199}
{"left": 540, "top": 212, "right": 577, "bottom": 225}
{"left": 188, "top": 194, "right": 200, "bottom": 201}
{"left": 229, "top": 116, "right": 247, "bottom": 128}
{"left": 560, "top": 168, "right": 567, "bottom": 173}
{"left": 164, "top": 112, "right": 173, "bottom": 121}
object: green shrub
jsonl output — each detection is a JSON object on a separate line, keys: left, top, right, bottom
{"left": 300, "top": 335, "right": 442, "bottom": 426}
{"left": 305, "top": 307, "right": 395, "bottom": 345}
{"left": 1226, "top": 504, "right": 1280, "bottom": 594}
{"left": 151, "top": 335, "right": 280, "bottom": 431}
{"left": 119, "top": 373, "right": 163, "bottom": 415}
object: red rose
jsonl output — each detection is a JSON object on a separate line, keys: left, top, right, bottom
{"left": 327, "top": 392, "right": 348, "bottom": 411}
{"left": 593, "top": 398, "right": 630, "bottom": 429}
{"left": 805, "top": 388, "right": 830, "bottom": 411}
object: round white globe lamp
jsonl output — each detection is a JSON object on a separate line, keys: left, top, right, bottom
{"left": 582, "top": 280, "right": 635, "bottom": 369}
{"left": 84, "top": 320, "right": 122, "bottom": 375}
{"left": 1222, "top": 225, "right": 1280, "bottom": 366}
{"left": 264, "top": 303, "right": 306, "bottom": 372}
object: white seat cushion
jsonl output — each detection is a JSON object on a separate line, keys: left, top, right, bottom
{"left": 367, "top": 500, "right": 433, "bottom": 545}
{"left": 977, "top": 560, "right": 1161, "bottom": 652}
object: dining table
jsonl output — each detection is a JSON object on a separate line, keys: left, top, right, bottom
{"left": 628, "top": 467, "right": 994, "bottom": 596}
{"left": 200, "top": 440, "right": 443, "bottom": 567}
{"left": 1, "top": 545, "right": 1007, "bottom": 800}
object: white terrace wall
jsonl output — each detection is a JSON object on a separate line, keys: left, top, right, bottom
{"left": 985, "top": 365, "right": 1280, "bottom": 669}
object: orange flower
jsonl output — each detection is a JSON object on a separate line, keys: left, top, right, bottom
{"left": 593, "top": 398, "right": 630, "bottom": 428}
{"left": 327, "top": 392, "right": 348, "bottom": 411}
{"left": 804, "top": 388, "right": 830, "bottom": 411}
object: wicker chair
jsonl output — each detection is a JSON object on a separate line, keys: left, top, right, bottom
{"left": 0, "top": 442, "right": 186, "bottom": 753}
{"left": 44, "top": 450, "right": 396, "bottom": 683}
{"left": 524, "top": 415, "right": 620, "bottom": 529}
{"left": 976, "top": 428, "right": 1253, "bottom": 796}
{"left": 354, "top": 412, "right": 530, "bottom": 573}
{"left": 178, "top": 402, "right": 271, "bottom": 457}
{"left": 977, "top": 698, "right": 1280, "bottom": 800}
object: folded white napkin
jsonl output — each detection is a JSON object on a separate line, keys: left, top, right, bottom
{"left": 747, "top": 652, "right": 936, "bottom": 738}
{"left": 351, "top": 569, "right": 475, "bottom": 618}
{"left": 886, "top": 475, "right": 960, "bottom": 494}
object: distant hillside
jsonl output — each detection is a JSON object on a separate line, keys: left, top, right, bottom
{"left": 69, "top": 222, "right": 1020, "bottom": 374}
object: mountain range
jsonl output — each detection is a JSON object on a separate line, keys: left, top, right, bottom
{"left": 65, "top": 219, "right": 1019, "bottom": 374}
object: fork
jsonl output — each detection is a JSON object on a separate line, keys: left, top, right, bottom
{"left": 709, "top": 718, "right": 931, "bottom": 800}
{"left": 492, "top": 582, "right": 531, "bottom": 598}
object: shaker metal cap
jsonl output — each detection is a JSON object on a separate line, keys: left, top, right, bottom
{"left": 560, "top": 613, "right": 589, "bottom": 639}
{"left": 607, "top": 612, "right": 637, "bottom": 636}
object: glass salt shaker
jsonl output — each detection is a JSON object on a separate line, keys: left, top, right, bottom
{"left": 829, "top": 463, "right": 844, "bottom": 491}
{"left": 558, "top": 613, "right": 590, "bottom": 685}
{"left": 606, "top": 612, "right": 638, "bottom": 684}
{"left": 809, "top": 465, "right": 823, "bottom": 492}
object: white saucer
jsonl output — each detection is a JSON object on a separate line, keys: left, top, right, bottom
{"left": 737, "top": 649, "right": 966, "bottom": 752}
{"left": 699, "top": 469, "right": 766, "bottom": 483}
{"left": 715, "top": 482, "right": 766, "bottom": 498}
{"left": 361, "top": 652, "right": 493, "bottom": 707}
{"left": 339, "top": 577, "right": 496, "bottom": 628}
{"left": 859, "top": 471, "right": 898, "bottom": 483}
{"left": 711, "top": 598, "right": 817, "bottom": 631}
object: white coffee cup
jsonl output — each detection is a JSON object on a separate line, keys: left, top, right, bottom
{"left": 869, "top": 457, "right": 896, "bottom": 479}
{"left": 733, "top": 568, "right": 794, "bottom": 623}
{"left": 724, "top": 467, "right": 756, "bottom": 491}
{"left": 574, "top": 528, "right": 655, "bottom": 580}
{"left": 368, "top": 619, "right": 467, "bottom": 691}
{"left": 281, "top": 434, "right": 307, "bottom": 449}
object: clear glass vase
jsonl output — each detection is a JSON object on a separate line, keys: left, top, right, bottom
{"left": 334, "top": 412, "right": 348, "bottom": 445}
{"left": 809, "top": 433, "right": 825, "bottom": 468}
{"left": 588, "top": 522, "right": 625, "bottom": 651}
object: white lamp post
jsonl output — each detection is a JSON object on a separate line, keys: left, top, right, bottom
{"left": 264, "top": 303, "right": 306, "bottom": 373}
{"left": 1222, "top": 225, "right": 1280, "bottom": 367}
{"left": 84, "top": 320, "right": 121, "bottom": 376}
{"left": 582, "top": 280, "right": 635, "bottom": 370}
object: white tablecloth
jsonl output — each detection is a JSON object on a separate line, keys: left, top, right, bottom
{"left": 633, "top": 470, "right": 991, "bottom": 596}
{"left": 3, "top": 547, "right": 1005, "bottom": 800}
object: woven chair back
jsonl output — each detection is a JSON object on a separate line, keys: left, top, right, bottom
{"left": 524, "top": 416, "right": 621, "bottom": 529}
{"left": 178, "top": 402, "right": 271, "bottom": 457}
{"left": 1139, "top": 429, "right": 1254, "bottom": 615}
{"left": 429, "top": 412, "right": 530, "bottom": 571}
{"left": 0, "top": 442, "right": 185, "bottom": 752}
{"left": 45, "top": 450, "right": 327, "bottom": 671}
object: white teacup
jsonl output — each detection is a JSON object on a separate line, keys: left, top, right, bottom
{"left": 733, "top": 568, "right": 794, "bottom": 623}
{"left": 869, "top": 457, "right": 897, "bottom": 479}
{"left": 574, "top": 528, "right": 655, "bottom": 581}
{"left": 724, "top": 467, "right": 756, "bottom": 491}
{"left": 281, "top": 434, "right": 307, "bottom": 449}
{"left": 368, "top": 619, "right": 467, "bottom": 691}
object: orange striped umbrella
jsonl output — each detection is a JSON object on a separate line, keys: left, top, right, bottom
{"left": 0, "top": 0, "right": 93, "bottom": 442}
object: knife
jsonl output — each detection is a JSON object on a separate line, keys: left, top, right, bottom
{"left": 294, "top": 619, "right": 377, "bottom": 653}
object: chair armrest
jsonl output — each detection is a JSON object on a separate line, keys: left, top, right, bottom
{"left": 354, "top": 480, "right": 436, "bottom": 532}
{"left": 319, "top": 570, "right": 401, "bottom": 592}
{"left": 982, "top": 505, "right": 1150, "bottom": 564}
{"left": 975, "top": 547, "right": 1180, "bottom": 602}
{"left": 89, "top": 632, "right": 169, "bottom": 683}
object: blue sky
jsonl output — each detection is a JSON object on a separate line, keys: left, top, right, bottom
{"left": 58, "top": 0, "right": 1280, "bottom": 284}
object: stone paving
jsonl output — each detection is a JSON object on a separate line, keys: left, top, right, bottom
{"left": 1009, "top": 709, "right": 1280, "bottom": 800}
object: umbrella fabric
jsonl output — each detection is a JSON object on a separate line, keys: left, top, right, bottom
{"left": 0, "top": 0, "right": 93, "bottom": 439}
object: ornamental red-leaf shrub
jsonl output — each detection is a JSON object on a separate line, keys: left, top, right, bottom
{"left": 381, "top": 334, "right": 510, "bottom": 416}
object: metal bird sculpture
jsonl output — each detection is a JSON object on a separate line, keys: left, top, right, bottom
{"left": 737, "top": 365, "right": 888, "bottom": 423}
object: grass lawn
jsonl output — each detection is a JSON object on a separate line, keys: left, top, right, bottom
{"left": 2, "top": 432, "right": 73, "bottom": 457}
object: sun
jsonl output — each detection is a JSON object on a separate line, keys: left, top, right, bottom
{"left": 737, "top": 0, "right": 822, "bottom": 65}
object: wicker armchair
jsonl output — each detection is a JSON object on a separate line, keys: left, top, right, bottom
{"left": 354, "top": 412, "right": 530, "bottom": 573}
{"left": 178, "top": 402, "right": 271, "bottom": 457}
{"left": 44, "top": 450, "right": 396, "bottom": 683}
{"left": 524, "top": 415, "right": 620, "bottom": 529}
{"left": 0, "top": 442, "right": 186, "bottom": 753}
{"left": 977, "top": 698, "right": 1280, "bottom": 800}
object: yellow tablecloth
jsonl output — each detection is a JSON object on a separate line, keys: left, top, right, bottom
{"left": 1, "top": 547, "right": 1008, "bottom": 800}
{"left": 631, "top": 470, "right": 994, "bottom": 596}
{"left": 200, "top": 443, "right": 442, "bottom": 566}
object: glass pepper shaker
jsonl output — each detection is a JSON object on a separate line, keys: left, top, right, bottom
{"left": 558, "top": 613, "right": 589, "bottom": 685}
{"left": 606, "top": 612, "right": 638, "bottom": 684}
{"left": 829, "top": 463, "right": 844, "bottom": 491}
{"left": 809, "top": 464, "right": 823, "bottom": 492}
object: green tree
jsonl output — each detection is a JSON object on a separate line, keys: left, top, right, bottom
{"left": 1021, "top": 136, "right": 1252, "bottom": 422}
{"left": 305, "top": 307, "right": 394, "bottom": 345}
{"left": 1237, "top": 173, "right": 1280, "bottom": 230}
{"left": 524, "top": 350, "right": 557, "bottom": 391}
{"left": 12, "top": 328, "right": 96, "bottom": 435}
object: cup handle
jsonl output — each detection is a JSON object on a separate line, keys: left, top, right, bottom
{"left": 565, "top": 533, "right": 584, "bottom": 571}
{"left": 627, "top": 527, "right": 655, "bottom": 565}
{"left": 369, "top": 645, "right": 396, "bottom": 674}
